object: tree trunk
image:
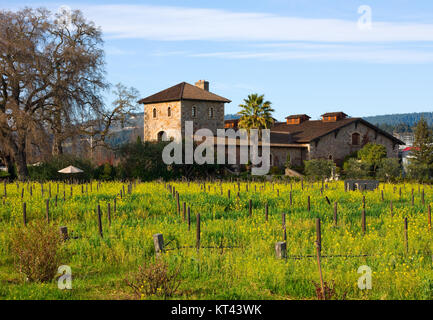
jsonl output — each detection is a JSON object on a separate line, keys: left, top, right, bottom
{"left": 52, "top": 136, "right": 63, "bottom": 156}
{"left": 14, "top": 147, "right": 28, "bottom": 181}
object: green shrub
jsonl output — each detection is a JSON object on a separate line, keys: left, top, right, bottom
{"left": 304, "top": 159, "right": 335, "bottom": 180}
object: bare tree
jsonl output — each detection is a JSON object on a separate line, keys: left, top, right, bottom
{"left": 0, "top": 8, "right": 107, "bottom": 179}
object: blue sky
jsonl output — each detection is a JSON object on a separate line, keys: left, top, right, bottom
{"left": 3, "top": 0, "right": 433, "bottom": 120}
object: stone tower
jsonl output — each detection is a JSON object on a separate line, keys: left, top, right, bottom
{"left": 139, "top": 81, "right": 231, "bottom": 142}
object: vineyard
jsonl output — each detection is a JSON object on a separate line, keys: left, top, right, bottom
{"left": 1, "top": 179, "right": 433, "bottom": 300}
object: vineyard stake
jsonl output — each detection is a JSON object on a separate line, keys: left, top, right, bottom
{"left": 275, "top": 242, "right": 286, "bottom": 259}
{"left": 333, "top": 202, "right": 338, "bottom": 226}
{"left": 187, "top": 206, "right": 191, "bottom": 231}
{"left": 23, "top": 202, "right": 27, "bottom": 226}
{"left": 429, "top": 205, "right": 431, "bottom": 231}
{"left": 404, "top": 218, "right": 408, "bottom": 254}
{"left": 59, "top": 226, "right": 69, "bottom": 241}
{"left": 97, "top": 204, "right": 103, "bottom": 238}
{"left": 362, "top": 209, "right": 366, "bottom": 235}
{"left": 107, "top": 203, "right": 111, "bottom": 227}
{"left": 183, "top": 202, "right": 186, "bottom": 221}
{"left": 316, "top": 218, "right": 321, "bottom": 257}
{"left": 249, "top": 199, "right": 252, "bottom": 217}
{"left": 153, "top": 233, "right": 164, "bottom": 255}
{"left": 390, "top": 200, "right": 393, "bottom": 217}
{"left": 282, "top": 213, "right": 287, "bottom": 241}
{"left": 46, "top": 199, "right": 50, "bottom": 223}
{"left": 196, "top": 213, "right": 201, "bottom": 252}
{"left": 307, "top": 196, "right": 310, "bottom": 212}
{"left": 265, "top": 203, "right": 269, "bottom": 222}
{"left": 315, "top": 239, "right": 325, "bottom": 300}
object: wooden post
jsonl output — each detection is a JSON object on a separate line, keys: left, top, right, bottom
{"left": 187, "top": 207, "right": 191, "bottom": 231}
{"left": 362, "top": 196, "right": 365, "bottom": 209}
{"left": 249, "top": 199, "right": 252, "bottom": 217}
{"left": 290, "top": 191, "right": 292, "bottom": 206}
{"left": 107, "top": 203, "right": 111, "bottom": 227}
{"left": 333, "top": 202, "right": 338, "bottom": 226}
{"left": 404, "top": 218, "right": 408, "bottom": 254}
{"left": 23, "top": 202, "right": 27, "bottom": 226}
{"left": 21, "top": 188, "right": 24, "bottom": 199}
{"left": 282, "top": 213, "right": 287, "bottom": 241}
{"left": 422, "top": 189, "right": 425, "bottom": 206}
{"left": 176, "top": 192, "right": 180, "bottom": 215}
{"left": 46, "top": 199, "right": 50, "bottom": 223}
{"left": 97, "top": 204, "right": 103, "bottom": 238}
{"left": 59, "top": 226, "right": 69, "bottom": 241}
{"left": 362, "top": 209, "right": 366, "bottom": 235}
{"left": 228, "top": 189, "right": 231, "bottom": 199}
{"left": 114, "top": 198, "right": 117, "bottom": 213}
{"left": 381, "top": 190, "right": 384, "bottom": 201}
{"left": 316, "top": 218, "right": 321, "bottom": 257}
{"left": 307, "top": 196, "right": 310, "bottom": 212}
{"left": 196, "top": 213, "right": 201, "bottom": 251}
{"left": 429, "top": 204, "right": 431, "bottom": 231}
{"left": 183, "top": 202, "right": 186, "bottom": 221}
{"left": 275, "top": 241, "right": 287, "bottom": 259}
{"left": 315, "top": 240, "right": 325, "bottom": 300}
{"left": 265, "top": 203, "right": 269, "bottom": 222}
{"left": 153, "top": 233, "right": 164, "bottom": 254}
{"left": 3, "top": 181, "right": 6, "bottom": 198}
{"left": 390, "top": 200, "right": 393, "bottom": 217}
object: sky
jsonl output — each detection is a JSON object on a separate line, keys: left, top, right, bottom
{"left": 2, "top": 0, "right": 433, "bottom": 120}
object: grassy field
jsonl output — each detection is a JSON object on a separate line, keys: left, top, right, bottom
{"left": 1, "top": 179, "right": 433, "bottom": 300}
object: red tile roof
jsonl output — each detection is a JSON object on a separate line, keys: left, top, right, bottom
{"left": 138, "top": 82, "right": 231, "bottom": 104}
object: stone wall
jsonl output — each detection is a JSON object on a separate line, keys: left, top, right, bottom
{"left": 308, "top": 121, "right": 399, "bottom": 165}
{"left": 143, "top": 101, "right": 182, "bottom": 141}
{"left": 181, "top": 100, "right": 225, "bottom": 137}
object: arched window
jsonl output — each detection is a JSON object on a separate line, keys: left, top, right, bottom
{"left": 192, "top": 106, "right": 197, "bottom": 118}
{"left": 167, "top": 106, "right": 171, "bottom": 117}
{"left": 208, "top": 107, "right": 214, "bottom": 119}
{"left": 152, "top": 108, "right": 157, "bottom": 118}
{"left": 352, "top": 132, "right": 360, "bottom": 145}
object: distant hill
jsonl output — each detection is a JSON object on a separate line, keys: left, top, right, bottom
{"left": 363, "top": 112, "right": 433, "bottom": 126}
{"left": 224, "top": 114, "right": 241, "bottom": 120}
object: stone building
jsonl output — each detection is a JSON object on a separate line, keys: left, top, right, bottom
{"left": 268, "top": 112, "right": 404, "bottom": 167}
{"left": 139, "top": 80, "right": 230, "bottom": 142}
{"left": 139, "top": 82, "right": 404, "bottom": 170}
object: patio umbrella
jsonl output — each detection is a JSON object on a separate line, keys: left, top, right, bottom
{"left": 58, "top": 165, "right": 84, "bottom": 174}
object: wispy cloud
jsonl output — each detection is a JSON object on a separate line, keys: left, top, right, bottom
{"left": 79, "top": 4, "right": 433, "bottom": 43}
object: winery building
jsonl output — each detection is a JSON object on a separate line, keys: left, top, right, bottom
{"left": 139, "top": 81, "right": 404, "bottom": 168}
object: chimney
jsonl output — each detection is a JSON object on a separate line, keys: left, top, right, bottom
{"left": 195, "top": 80, "right": 209, "bottom": 91}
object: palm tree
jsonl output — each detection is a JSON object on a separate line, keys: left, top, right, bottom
{"left": 237, "top": 94, "right": 275, "bottom": 135}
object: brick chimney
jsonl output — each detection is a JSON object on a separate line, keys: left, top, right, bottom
{"left": 195, "top": 80, "right": 209, "bottom": 91}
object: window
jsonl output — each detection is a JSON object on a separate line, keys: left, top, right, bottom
{"left": 192, "top": 106, "right": 197, "bottom": 118}
{"left": 352, "top": 132, "right": 360, "bottom": 145}
{"left": 152, "top": 108, "right": 157, "bottom": 118}
{"left": 167, "top": 106, "right": 171, "bottom": 117}
{"left": 208, "top": 107, "right": 214, "bottom": 119}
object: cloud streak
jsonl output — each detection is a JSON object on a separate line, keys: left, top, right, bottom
{"left": 80, "top": 4, "right": 433, "bottom": 43}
